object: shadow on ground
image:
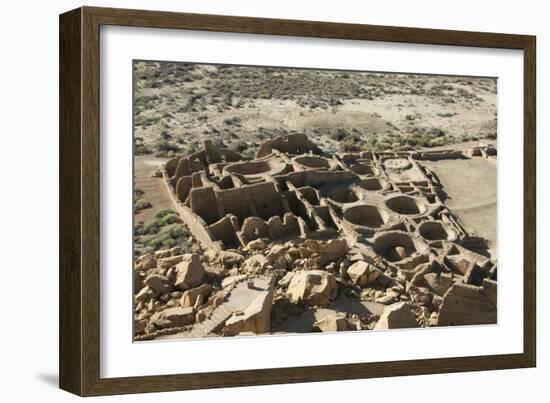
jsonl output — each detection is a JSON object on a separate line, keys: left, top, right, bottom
{"left": 35, "top": 373, "right": 58, "bottom": 388}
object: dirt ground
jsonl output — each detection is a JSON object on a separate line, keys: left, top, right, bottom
{"left": 133, "top": 62, "right": 497, "bottom": 158}
{"left": 419, "top": 156, "right": 497, "bottom": 258}
{"left": 134, "top": 156, "right": 171, "bottom": 222}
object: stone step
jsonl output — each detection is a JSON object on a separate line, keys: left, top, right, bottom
{"left": 187, "top": 304, "right": 234, "bottom": 338}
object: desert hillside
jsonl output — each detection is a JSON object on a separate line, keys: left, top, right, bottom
{"left": 133, "top": 61, "right": 497, "bottom": 158}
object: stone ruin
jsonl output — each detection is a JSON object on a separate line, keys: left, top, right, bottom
{"left": 134, "top": 133, "right": 498, "bottom": 340}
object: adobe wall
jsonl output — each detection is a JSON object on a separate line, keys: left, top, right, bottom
{"left": 256, "top": 133, "right": 322, "bottom": 158}
{"left": 160, "top": 134, "right": 495, "bottom": 260}
{"left": 217, "top": 182, "right": 285, "bottom": 222}
{"left": 161, "top": 170, "right": 224, "bottom": 252}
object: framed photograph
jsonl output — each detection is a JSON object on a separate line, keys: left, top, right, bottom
{"left": 59, "top": 6, "right": 536, "bottom": 396}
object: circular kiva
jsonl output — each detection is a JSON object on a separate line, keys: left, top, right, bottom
{"left": 418, "top": 221, "right": 450, "bottom": 241}
{"left": 373, "top": 231, "right": 417, "bottom": 262}
{"left": 349, "top": 163, "right": 375, "bottom": 175}
{"left": 385, "top": 195, "right": 426, "bottom": 215}
{"left": 223, "top": 159, "right": 286, "bottom": 177}
{"left": 328, "top": 188, "right": 359, "bottom": 203}
{"left": 383, "top": 158, "right": 412, "bottom": 171}
{"left": 343, "top": 205, "right": 388, "bottom": 228}
{"left": 293, "top": 155, "right": 331, "bottom": 169}
{"left": 356, "top": 177, "right": 387, "bottom": 191}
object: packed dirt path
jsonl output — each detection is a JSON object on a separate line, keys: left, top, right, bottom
{"left": 134, "top": 156, "right": 172, "bottom": 222}
{"left": 419, "top": 156, "right": 497, "bottom": 258}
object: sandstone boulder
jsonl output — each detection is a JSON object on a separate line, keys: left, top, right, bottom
{"left": 154, "top": 249, "right": 172, "bottom": 259}
{"left": 347, "top": 260, "right": 380, "bottom": 286}
{"left": 247, "top": 238, "right": 269, "bottom": 251}
{"left": 266, "top": 245, "right": 292, "bottom": 270}
{"left": 437, "top": 282, "right": 496, "bottom": 326}
{"left": 223, "top": 285, "right": 275, "bottom": 336}
{"left": 144, "top": 274, "right": 173, "bottom": 295}
{"left": 221, "top": 275, "right": 247, "bottom": 289}
{"left": 150, "top": 306, "right": 195, "bottom": 329}
{"left": 392, "top": 246, "right": 407, "bottom": 261}
{"left": 278, "top": 271, "right": 295, "bottom": 288}
{"left": 244, "top": 254, "right": 270, "bottom": 273}
{"left": 305, "top": 239, "right": 347, "bottom": 257}
{"left": 347, "top": 261, "right": 369, "bottom": 285}
{"left": 422, "top": 272, "right": 454, "bottom": 296}
{"left": 218, "top": 250, "right": 245, "bottom": 269}
{"left": 135, "top": 286, "right": 154, "bottom": 302}
{"left": 287, "top": 270, "right": 338, "bottom": 306}
{"left": 300, "top": 239, "right": 348, "bottom": 268}
{"left": 134, "top": 319, "right": 147, "bottom": 334}
{"left": 375, "top": 302, "right": 418, "bottom": 329}
{"left": 314, "top": 314, "right": 354, "bottom": 332}
{"left": 349, "top": 251, "right": 369, "bottom": 262}
{"left": 154, "top": 246, "right": 183, "bottom": 259}
{"left": 407, "top": 284, "right": 434, "bottom": 306}
{"left": 180, "top": 284, "right": 212, "bottom": 307}
{"left": 175, "top": 254, "right": 205, "bottom": 290}
{"left": 135, "top": 253, "right": 156, "bottom": 272}
{"left": 266, "top": 245, "right": 289, "bottom": 261}
{"left": 157, "top": 254, "right": 184, "bottom": 269}
{"left": 374, "top": 292, "right": 398, "bottom": 305}
{"left": 134, "top": 271, "right": 145, "bottom": 291}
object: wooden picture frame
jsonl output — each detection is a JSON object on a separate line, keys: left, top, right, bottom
{"left": 59, "top": 6, "right": 536, "bottom": 396}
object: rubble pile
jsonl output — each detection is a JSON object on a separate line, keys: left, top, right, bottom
{"left": 134, "top": 134, "right": 497, "bottom": 340}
